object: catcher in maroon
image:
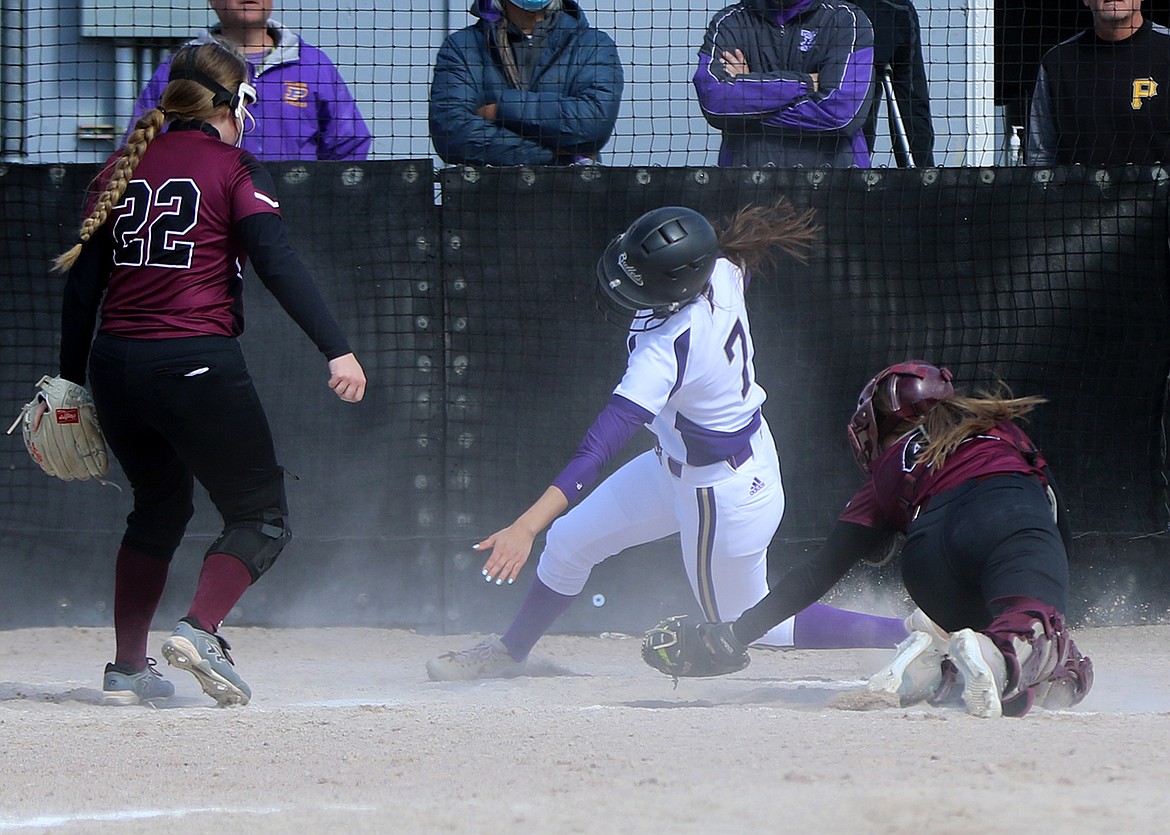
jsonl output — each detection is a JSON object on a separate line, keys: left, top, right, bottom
{"left": 49, "top": 40, "right": 366, "bottom": 706}
{"left": 644, "top": 361, "right": 1093, "bottom": 718}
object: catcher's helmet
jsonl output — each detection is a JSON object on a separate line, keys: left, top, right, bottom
{"left": 847, "top": 360, "right": 955, "bottom": 472}
{"left": 596, "top": 206, "right": 719, "bottom": 326}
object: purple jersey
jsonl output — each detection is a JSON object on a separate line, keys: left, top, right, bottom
{"left": 840, "top": 420, "right": 1049, "bottom": 532}
{"left": 93, "top": 127, "right": 281, "bottom": 341}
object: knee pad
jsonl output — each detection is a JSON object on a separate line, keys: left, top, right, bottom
{"left": 206, "top": 517, "right": 291, "bottom": 581}
{"left": 206, "top": 471, "right": 291, "bottom": 581}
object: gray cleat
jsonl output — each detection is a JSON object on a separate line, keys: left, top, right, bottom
{"left": 426, "top": 635, "right": 526, "bottom": 681}
{"left": 161, "top": 619, "right": 252, "bottom": 706}
{"left": 102, "top": 658, "right": 175, "bottom": 706}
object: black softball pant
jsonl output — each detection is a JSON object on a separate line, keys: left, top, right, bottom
{"left": 900, "top": 473, "right": 1070, "bottom": 633}
{"left": 88, "top": 334, "right": 285, "bottom": 562}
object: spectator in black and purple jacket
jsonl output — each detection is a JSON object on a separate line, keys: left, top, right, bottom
{"left": 694, "top": 0, "right": 876, "bottom": 168}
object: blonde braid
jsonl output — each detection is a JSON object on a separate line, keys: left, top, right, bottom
{"left": 52, "top": 108, "right": 167, "bottom": 274}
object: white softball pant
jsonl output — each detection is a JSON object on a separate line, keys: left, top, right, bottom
{"left": 536, "top": 426, "right": 795, "bottom": 647}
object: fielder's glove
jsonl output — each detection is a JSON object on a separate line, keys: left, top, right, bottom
{"left": 641, "top": 615, "right": 750, "bottom": 682}
{"left": 7, "top": 375, "right": 109, "bottom": 482}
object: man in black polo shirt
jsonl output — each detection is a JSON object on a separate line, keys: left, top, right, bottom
{"left": 1027, "top": 0, "right": 1170, "bottom": 166}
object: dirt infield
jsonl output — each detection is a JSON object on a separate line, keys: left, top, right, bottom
{"left": 2, "top": 624, "right": 1169, "bottom": 834}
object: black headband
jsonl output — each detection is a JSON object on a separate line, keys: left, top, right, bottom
{"left": 168, "top": 65, "right": 237, "bottom": 109}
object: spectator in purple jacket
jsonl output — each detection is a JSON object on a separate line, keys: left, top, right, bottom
{"left": 126, "top": 0, "right": 371, "bottom": 161}
{"left": 694, "top": 0, "right": 876, "bottom": 168}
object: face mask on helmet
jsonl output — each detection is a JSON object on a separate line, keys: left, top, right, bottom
{"left": 595, "top": 206, "right": 719, "bottom": 330}
{"left": 508, "top": 0, "right": 553, "bottom": 10}
{"left": 232, "top": 81, "right": 258, "bottom": 147}
{"left": 847, "top": 361, "right": 955, "bottom": 473}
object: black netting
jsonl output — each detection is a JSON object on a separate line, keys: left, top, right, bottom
{"left": 5, "top": 162, "right": 1168, "bottom": 629}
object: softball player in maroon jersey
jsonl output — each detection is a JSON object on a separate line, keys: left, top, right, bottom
{"left": 427, "top": 203, "right": 908, "bottom": 681}
{"left": 708, "top": 362, "right": 1093, "bottom": 717}
{"left": 50, "top": 41, "right": 366, "bottom": 706}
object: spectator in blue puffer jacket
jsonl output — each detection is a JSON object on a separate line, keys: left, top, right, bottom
{"left": 430, "top": 0, "right": 624, "bottom": 166}
{"left": 694, "top": 0, "right": 876, "bottom": 168}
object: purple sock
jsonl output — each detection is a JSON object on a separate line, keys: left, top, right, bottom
{"left": 500, "top": 576, "right": 578, "bottom": 661}
{"left": 792, "top": 602, "right": 908, "bottom": 649}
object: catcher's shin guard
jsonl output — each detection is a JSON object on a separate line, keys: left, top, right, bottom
{"left": 982, "top": 596, "right": 1083, "bottom": 717}
{"left": 1033, "top": 637, "right": 1093, "bottom": 710}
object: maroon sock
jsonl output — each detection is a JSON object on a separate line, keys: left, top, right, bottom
{"left": 792, "top": 602, "right": 908, "bottom": 649}
{"left": 185, "top": 552, "right": 253, "bottom": 634}
{"left": 114, "top": 545, "right": 171, "bottom": 668}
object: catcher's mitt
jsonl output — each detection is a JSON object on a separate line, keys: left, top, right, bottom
{"left": 6, "top": 375, "right": 109, "bottom": 482}
{"left": 641, "top": 615, "right": 750, "bottom": 681}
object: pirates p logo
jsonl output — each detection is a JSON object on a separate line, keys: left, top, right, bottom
{"left": 1132, "top": 78, "right": 1158, "bottom": 110}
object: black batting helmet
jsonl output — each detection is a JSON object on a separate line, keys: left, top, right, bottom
{"left": 596, "top": 206, "right": 719, "bottom": 326}
{"left": 847, "top": 360, "right": 955, "bottom": 472}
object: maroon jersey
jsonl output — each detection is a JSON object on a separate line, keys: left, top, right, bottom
{"left": 94, "top": 126, "right": 281, "bottom": 340}
{"left": 840, "top": 420, "right": 1049, "bottom": 532}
